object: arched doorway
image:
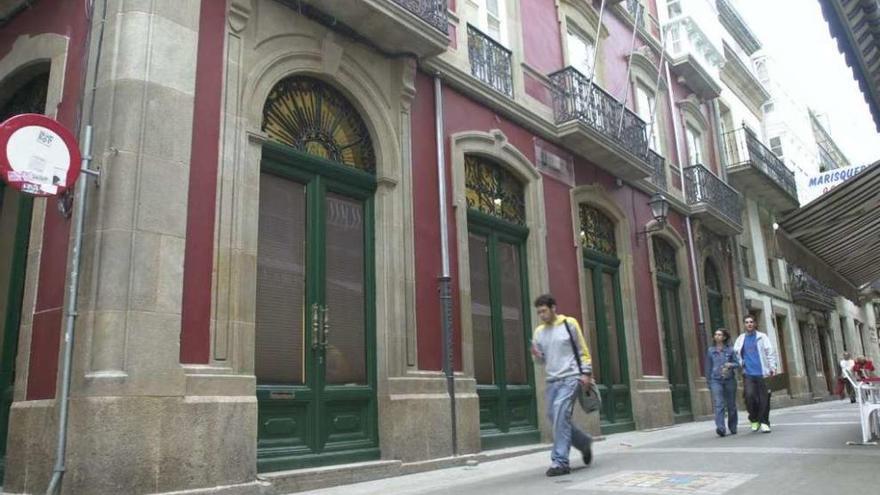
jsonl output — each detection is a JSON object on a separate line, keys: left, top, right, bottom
{"left": 653, "top": 236, "right": 692, "bottom": 422}
{"left": 0, "top": 71, "right": 47, "bottom": 483}
{"left": 465, "top": 154, "right": 538, "bottom": 449}
{"left": 577, "top": 204, "right": 633, "bottom": 433}
{"left": 254, "top": 76, "right": 378, "bottom": 471}
{"left": 704, "top": 259, "right": 725, "bottom": 335}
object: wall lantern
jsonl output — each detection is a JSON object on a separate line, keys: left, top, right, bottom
{"left": 638, "top": 193, "right": 670, "bottom": 236}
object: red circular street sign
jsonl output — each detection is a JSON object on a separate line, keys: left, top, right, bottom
{"left": 0, "top": 113, "right": 82, "bottom": 197}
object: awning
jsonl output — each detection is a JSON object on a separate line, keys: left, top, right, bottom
{"left": 779, "top": 160, "right": 880, "bottom": 302}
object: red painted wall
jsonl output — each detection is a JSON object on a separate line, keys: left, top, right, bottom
{"left": 180, "top": 0, "right": 226, "bottom": 364}
{"left": 0, "top": 0, "right": 90, "bottom": 400}
{"left": 521, "top": 0, "right": 564, "bottom": 75}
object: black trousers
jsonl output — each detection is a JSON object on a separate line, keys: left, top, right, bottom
{"left": 743, "top": 375, "right": 771, "bottom": 425}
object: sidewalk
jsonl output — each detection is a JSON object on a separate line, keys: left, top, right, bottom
{"left": 302, "top": 399, "right": 877, "bottom": 495}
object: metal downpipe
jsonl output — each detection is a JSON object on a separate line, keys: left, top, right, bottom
{"left": 434, "top": 75, "right": 457, "bottom": 456}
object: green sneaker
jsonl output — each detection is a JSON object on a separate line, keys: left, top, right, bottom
{"left": 750, "top": 422, "right": 760, "bottom": 432}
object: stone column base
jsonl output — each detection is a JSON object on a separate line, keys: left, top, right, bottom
{"left": 631, "top": 378, "right": 674, "bottom": 430}
{"left": 5, "top": 395, "right": 256, "bottom": 495}
{"left": 379, "top": 374, "right": 480, "bottom": 462}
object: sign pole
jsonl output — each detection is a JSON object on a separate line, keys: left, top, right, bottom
{"left": 45, "top": 125, "right": 99, "bottom": 495}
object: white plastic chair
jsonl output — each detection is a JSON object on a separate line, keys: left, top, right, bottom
{"left": 844, "top": 369, "right": 880, "bottom": 444}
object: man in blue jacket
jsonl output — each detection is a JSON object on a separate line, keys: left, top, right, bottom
{"left": 733, "top": 315, "right": 778, "bottom": 433}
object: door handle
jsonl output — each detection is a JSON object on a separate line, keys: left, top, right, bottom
{"left": 321, "top": 305, "right": 330, "bottom": 349}
{"left": 311, "top": 303, "right": 320, "bottom": 350}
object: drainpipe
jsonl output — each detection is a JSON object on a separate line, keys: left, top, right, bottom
{"left": 434, "top": 75, "right": 457, "bottom": 456}
{"left": 711, "top": 99, "right": 745, "bottom": 327}
{"left": 685, "top": 215, "right": 706, "bottom": 349}
{"left": 47, "top": 0, "right": 106, "bottom": 492}
{"left": 663, "top": 62, "right": 706, "bottom": 355}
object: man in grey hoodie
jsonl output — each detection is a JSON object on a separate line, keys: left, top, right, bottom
{"left": 530, "top": 294, "right": 593, "bottom": 477}
{"left": 733, "top": 315, "right": 778, "bottom": 433}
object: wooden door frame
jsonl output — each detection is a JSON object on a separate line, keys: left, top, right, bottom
{"left": 0, "top": 184, "right": 33, "bottom": 482}
{"left": 467, "top": 209, "right": 539, "bottom": 449}
{"left": 256, "top": 143, "right": 378, "bottom": 472}
{"left": 582, "top": 248, "right": 633, "bottom": 432}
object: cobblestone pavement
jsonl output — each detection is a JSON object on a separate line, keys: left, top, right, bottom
{"left": 304, "top": 399, "right": 878, "bottom": 495}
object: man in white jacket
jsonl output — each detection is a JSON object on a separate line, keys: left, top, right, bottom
{"left": 733, "top": 315, "right": 778, "bottom": 433}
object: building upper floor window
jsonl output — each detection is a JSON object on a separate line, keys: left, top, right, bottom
{"left": 763, "top": 101, "right": 775, "bottom": 114}
{"left": 685, "top": 124, "right": 703, "bottom": 165}
{"left": 769, "top": 136, "right": 783, "bottom": 159}
{"left": 566, "top": 26, "right": 595, "bottom": 78}
{"left": 667, "top": 0, "right": 682, "bottom": 17}
{"left": 636, "top": 83, "right": 661, "bottom": 152}
{"left": 471, "top": 0, "right": 508, "bottom": 45}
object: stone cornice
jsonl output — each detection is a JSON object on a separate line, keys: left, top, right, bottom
{"left": 720, "top": 42, "right": 770, "bottom": 117}
{"left": 716, "top": 0, "right": 762, "bottom": 55}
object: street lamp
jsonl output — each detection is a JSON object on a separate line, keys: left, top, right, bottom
{"left": 638, "top": 193, "right": 670, "bottom": 236}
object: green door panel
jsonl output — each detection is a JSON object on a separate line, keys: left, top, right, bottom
{"left": 256, "top": 145, "right": 378, "bottom": 472}
{"left": 468, "top": 211, "right": 539, "bottom": 450}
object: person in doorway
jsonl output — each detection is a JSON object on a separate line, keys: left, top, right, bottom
{"left": 706, "top": 328, "right": 739, "bottom": 437}
{"left": 530, "top": 294, "right": 593, "bottom": 477}
{"left": 838, "top": 352, "right": 856, "bottom": 403}
{"left": 733, "top": 315, "right": 778, "bottom": 433}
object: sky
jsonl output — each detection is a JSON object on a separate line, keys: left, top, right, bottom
{"left": 735, "top": 0, "right": 880, "bottom": 166}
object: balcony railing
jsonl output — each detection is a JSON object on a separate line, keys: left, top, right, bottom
{"left": 392, "top": 0, "right": 448, "bottom": 33}
{"left": 549, "top": 67, "right": 651, "bottom": 161}
{"left": 683, "top": 163, "right": 742, "bottom": 227}
{"left": 723, "top": 127, "right": 797, "bottom": 199}
{"left": 467, "top": 24, "right": 513, "bottom": 97}
{"left": 789, "top": 266, "right": 837, "bottom": 310}
{"left": 648, "top": 149, "right": 667, "bottom": 191}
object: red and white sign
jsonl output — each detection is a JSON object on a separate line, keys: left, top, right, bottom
{"left": 0, "top": 113, "right": 81, "bottom": 197}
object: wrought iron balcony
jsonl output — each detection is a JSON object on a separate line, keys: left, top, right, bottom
{"left": 467, "top": 24, "right": 513, "bottom": 97}
{"left": 293, "top": 0, "right": 449, "bottom": 57}
{"left": 723, "top": 127, "right": 798, "bottom": 212}
{"left": 549, "top": 66, "right": 660, "bottom": 181}
{"left": 789, "top": 266, "right": 836, "bottom": 311}
{"left": 392, "top": 0, "right": 448, "bottom": 33}
{"left": 683, "top": 163, "right": 743, "bottom": 235}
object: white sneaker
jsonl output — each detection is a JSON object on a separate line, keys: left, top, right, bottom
{"left": 760, "top": 424, "right": 771, "bottom": 433}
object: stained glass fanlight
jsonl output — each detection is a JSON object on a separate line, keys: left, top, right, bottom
{"left": 262, "top": 76, "right": 376, "bottom": 173}
{"left": 465, "top": 155, "right": 525, "bottom": 225}
{"left": 578, "top": 205, "right": 616, "bottom": 256}
{"left": 653, "top": 237, "right": 678, "bottom": 277}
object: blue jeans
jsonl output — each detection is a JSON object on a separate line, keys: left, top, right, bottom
{"left": 545, "top": 376, "right": 591, "bottom": 467}
{"left": 709, "top": 379, "right": 738, "bottom": 433}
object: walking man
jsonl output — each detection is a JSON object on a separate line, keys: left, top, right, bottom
{"left": 530, "top": 294, "right": 593, "bottom": 477}
{"left": 733, "top": 315, "right": 778, "bottom": 433}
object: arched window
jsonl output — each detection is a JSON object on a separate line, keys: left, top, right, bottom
{"left": 0, "top": 72, "right": 49, "bottom": 121}
{"left": 465, "top": 155, "right": 525, "bottom": 225}
{"left": 653, "top": 237, "right": 678, "bottom": 277}
{"left": 578, "top": 204, "right": 616, "bottom": 256}
{"left": 262, "top": 76, "right": 375, "bottom": 173}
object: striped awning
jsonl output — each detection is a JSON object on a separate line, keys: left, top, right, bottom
{"left": 780, "top": 161, "right": 880, "bottom": 295}
{"left": 820, "top": 0, "right": 880, "bottom": 132}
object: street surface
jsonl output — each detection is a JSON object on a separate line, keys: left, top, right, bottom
{"left": 305, "top": 400, "right": 878, "bottom": 495}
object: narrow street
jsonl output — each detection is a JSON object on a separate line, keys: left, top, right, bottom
{"left": 307, "top": 400, "right": 878, "bottom": 495}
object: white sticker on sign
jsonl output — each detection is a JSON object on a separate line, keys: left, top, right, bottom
{"left": 5, "top": 125, "right": 71, "bottom": 188}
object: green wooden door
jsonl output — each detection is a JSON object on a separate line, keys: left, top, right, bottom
{"left": 658, "top": 278, "right": 692, "bottom": 422}
{"left": 255, "top": 144, "right": 378, "bottom": 472}
{"left": 653, "top": 237, "right": 691, "bottom": 422}
{"left": 582, "top": 253, "right": 633, "bottom": 433}
{"left": 469, "top": 212, "right": 539, "bottom": 449}
{"left": 0, "top": 71, "right": 45, "bottom": 484}
{"left": 0, "top": 184, "right": 33, "bottom": 483}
